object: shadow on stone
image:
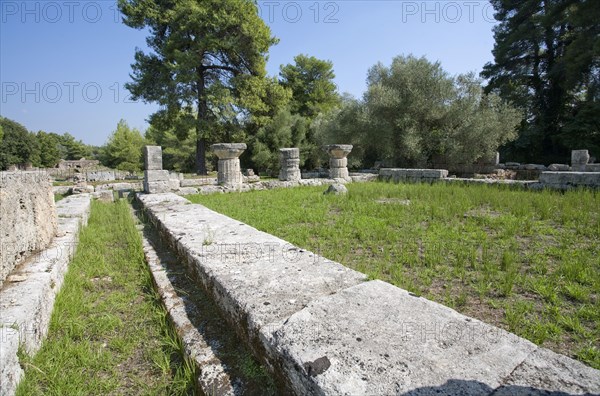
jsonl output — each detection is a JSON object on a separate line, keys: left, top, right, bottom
{"left": 131, "top": 199, "right": 277, "bottom": 396}
{"left": 402, "top": 378, "right": 596, "bottom": 396}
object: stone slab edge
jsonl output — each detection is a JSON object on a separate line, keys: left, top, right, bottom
{"left": 136, "top": 193, "right": 366, "bottom": 392}
{"left": 136, "top": 193, "right": 600, "bottom": 395}
{"left": 140, "top": 226, "right": 239, "bottom": 396}
{"left": 0, "top": 194, "right": 91, "bottom": 396}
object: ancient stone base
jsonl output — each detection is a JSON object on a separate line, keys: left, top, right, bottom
{"left": 379, "top": 168, "right": 449, "bottom": 182}
{"left": 539, "top": 171, "right": 600, "bottom": 189}
{"left": 144, "top": 181, "right": 171, "bottom": 194}
{"left": 0, "top": 195, "right": 91, "bottom": 396}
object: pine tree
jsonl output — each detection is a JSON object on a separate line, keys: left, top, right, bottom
{"left": 119, "top": 0, "right": 277, "bottom": 174}
{"left": 482, "top": 0, "right": 600, "bottom": 162}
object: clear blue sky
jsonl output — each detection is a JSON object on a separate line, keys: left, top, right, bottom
{"left": 0, "top": 1, "right": 497, "bottom": 146}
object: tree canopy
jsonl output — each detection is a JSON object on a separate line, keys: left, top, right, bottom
{"left": 280, "top": 54, "right": 341, "bottom": 119}
{"left": 119, "top": 0, "right": 277, "bottom": 174}
{"left": 248, "top": 54, "right": 341, "bottom": 173}
{"left": 482, "top": 0, "right": 600, "bottom": 162}
{"left": 0, "top": 117, "right": 37, "bottom": 170}
{"left": 317, "top": 55, "right": 522, "bottom": 168}
{"left": 101, "top": 120, "right": 146, "bottom": 172}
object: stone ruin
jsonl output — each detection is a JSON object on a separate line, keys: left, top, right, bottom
{"left": 324, "top": 144, "right": 353, "bottom": 181}
{"left": 2, "top": 150, "right": 599, "bottom": 395}
{"left": 279, "top": 148, "right": 301, "bottom": 182}
{"left": 138, "top": 144, "right": 600, "bottom": 194}
{"left": 57, "top": 158, "right": 100, "bottom": 170}
{"left": 0, "top": 171, "right": 92, "bottom": 395}
{"left": 211, "top": 143, "right": 246, "bottom": 187}
{"left": 143, "top": 145, "right": 182, "bottom": 193}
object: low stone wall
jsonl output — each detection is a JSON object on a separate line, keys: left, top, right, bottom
{"left": 176, "top": 175, "right": 379, "bottom": 196}
{"left": 539, "top": 172, "right": 600, "bottom": 189}
{"left": 85, "top": 170, "right": 116, "bottom": 182}
{"left": 379, "top": 168, "right": 449, "bottom": 182}
{"left": 0, "top": 172, "right": 57, "bottom": 288}
{"left": 138, "top": 193, "right": 600, "bottom": 395}
{"left": 0, "top": 194, "right": 91, "bottom": 396}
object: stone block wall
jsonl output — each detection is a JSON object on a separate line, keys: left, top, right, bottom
{"left": 379, "top": 168, "right": 449, "bottom": 182}
{"left": 0, "top": 172, "right": 57, "bottom": 288}
{"left": 539, "top": 172, "right": 600, "bottom": 189}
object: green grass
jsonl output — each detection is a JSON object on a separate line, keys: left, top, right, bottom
{"left": 54, "top": 193, "right": 68, "bottom": 202}
{"left": 188, "top": 181, "right": 600, "bottom": 369}
{"left": 16, "top": 199, "right": 196, "bottom": 395}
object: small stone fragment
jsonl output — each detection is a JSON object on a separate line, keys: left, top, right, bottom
{"left": 324, "top": 183, "right": 348, "bottom": 195}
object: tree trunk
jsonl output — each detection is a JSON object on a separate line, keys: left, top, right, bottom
{"left": 196, "top": 136, "right": 207, "bottom": 175}
{"left": 196, "top": 66, "right": 208, "bottom": 175}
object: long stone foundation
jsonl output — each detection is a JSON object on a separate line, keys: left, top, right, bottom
{"left": 137, "top": 193, "right": 600, "bottom": 395}
{"left": 0, "top": 194, "right": 91, "bottom": 396}
{"left": 0, "top": 172, "right": 57, "bottom": 288}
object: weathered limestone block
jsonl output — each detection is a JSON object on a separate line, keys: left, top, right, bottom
{"left": 324, "top": 144, "right": 353, "bottom": 181}
{"left": 324, "top": 183, "right": 348, "bottom": 195}
{"left": 168, "top": 179, "right": 181, "bottom": 190}
{"left": 85, "top": 170, "right": 116, "bottom": 182}
{"left": 571, "top": 150, "right": 590, "bottom": 171}
{"left": 144, "top": 170, "right": 169, "bottom": 182}
{"left": 144, "top": 146, "right": 163, "bottom": 170}
{"left": 548, "top": 164, "right": 570, "bottom": 171}
{"left": 144, "top": 181, "right": 171, "bottom": 194}
{"left": 539, "top": 171, "right": 600, "bottom": 188}
{"left": 279, "top": 148, "right": 301, "bottom": 182}
{"left": 211, "top": 143, "right": 246, "bottom": 186}
{"left": 379, "top": 168, "right": 449, "bottom": 183}
{"left": 92, "top": 190, "right": 114, "bottom": 202}
{"left": 0, "top": 171, "right": 57, "bottom": 288}
{"left": 585, "top": 164, "right": 600, "bottom": 172}
{"left": 176, "top": 187, "right": 199, "bottom": 195}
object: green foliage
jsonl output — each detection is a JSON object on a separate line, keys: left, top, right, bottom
{"left": 316, "top": 55, "right": 521, "bottom": 168}
{"left": 250, "top": 109, "right": 307, "bottom": 173}
{"left": 36, "top": 131, "right": 62, "bottom": 168}
{"left": 279, "top": 54, "right": 341, "bottom": 119}
{"left": 119, "top": 0, "right": 277, "bottom": 174}
{"left": 249, "top": 54, "right": 340, "bottom": 172}
{"left": 145, "top": 124, "right": 196, "bottom": 172}
{"left": 58, "top": 133, "right": 92, "bottom": 160}
{"left": 482, "top": 0, "right": 600, "bottom": 162}
{"left": 0, "top": 117, "right": 37, "bottom": 169}
{"left": 16, "top": 200, "right": 197, "bottom": 395}
{"left": 101, "top": 120, "right": 145, "bottom": 172}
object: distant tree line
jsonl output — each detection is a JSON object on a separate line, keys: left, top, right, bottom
{"left": 3, "top": 1, "right": 595, "bottom": 172}
{"left": 0, "top": 117, "right": 95, "bottom": 170}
